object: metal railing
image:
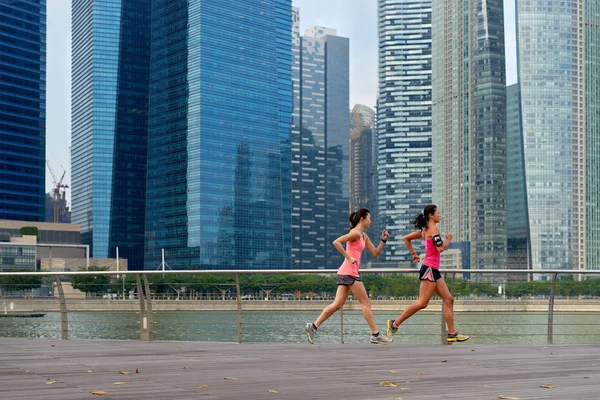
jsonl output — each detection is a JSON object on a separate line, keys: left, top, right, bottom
{"left": 1, "top": 268, "right": 600, "bottom": 344}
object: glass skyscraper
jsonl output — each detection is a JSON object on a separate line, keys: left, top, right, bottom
{"left": 350, "top": 104, "right": 379, "bottom": 240}
{"left": 145, "top": 0, "right": 292, "bottom": 269}
{"left": 290, "top": 9, "right": 349, "bottom": 269}
{"left": 0, "top": 0, "right": 46, "bottom": 222}
{"left": 431, "top": 0, "right": 507, "bottom": 275}
{"left": 586, "top": 0, "right": 600, "bottom": 270}
{"left": 377, "top": 0, "right": 432, "bottom": 263}
{"left": 517, "top": 0, "right": 586, "bottom": 272}
{"left": 506, "top": 83, "right": 529, "bottom": 278}
{"left": 71, "top": 0, "right": 151, "bottom": 269}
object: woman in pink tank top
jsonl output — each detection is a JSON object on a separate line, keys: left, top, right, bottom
{"left": 384, "top": 205, "right": 469, "bottom": 343}
{"left": 304, "top": 208, "right": 392, "bottom": 345}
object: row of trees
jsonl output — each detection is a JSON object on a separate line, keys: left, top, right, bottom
{"left": 3, "top": 268, "right": 600, "bottom": 299}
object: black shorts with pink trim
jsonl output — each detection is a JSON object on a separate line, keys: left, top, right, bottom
{"left": 419, "top": 265, "right": 442, "bottom": 282}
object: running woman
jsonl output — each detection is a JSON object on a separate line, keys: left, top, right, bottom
{"left": 385, "top": 204, "right": 469, "bottom": 343}
{"left": 305, "top": 208, "right": 392, "bottom": 345}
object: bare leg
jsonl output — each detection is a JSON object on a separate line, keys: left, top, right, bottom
{"left": 394, "top": 279, "right": 436, "bottom": 326}
{"left": 314, "top": 285, "right": 350, "bottom": 328}
{"left": 434, "top": 278, "right": 455, "bottom": 332}
{"left": 349, "top": 281, "right": 378, "bottom": 334}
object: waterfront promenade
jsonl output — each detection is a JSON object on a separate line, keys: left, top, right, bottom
{"left": 1, "top": 338, "right": 598, "bottom": 399}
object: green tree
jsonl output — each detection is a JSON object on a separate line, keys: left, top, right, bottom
{"left": 71, "top": 266, "right": 110, "bottom": 295}
{"left": 0, "top": 270, "right": 42, "bottom": 297}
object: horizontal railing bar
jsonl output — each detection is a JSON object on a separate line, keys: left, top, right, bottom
{"left": 1, "top": 269, "right": 599, "bottom": 277}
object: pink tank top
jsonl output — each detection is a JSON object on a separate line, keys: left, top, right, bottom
{"left": 423, "top": 237, "right": 441, "bottom": 269}
{"left": 337, "top": 232, "right": 365, "bottom": 277}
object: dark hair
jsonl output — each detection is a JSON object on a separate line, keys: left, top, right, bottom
{"left": 412, "top": 204, "right": 437, "bottom": 230}
{"left": 349, "top": 208, "right": 370, "bottom": 230}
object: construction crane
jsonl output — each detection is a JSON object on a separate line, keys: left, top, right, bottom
{"left": 46, "top": 160, "right": 69, "bottom": 223}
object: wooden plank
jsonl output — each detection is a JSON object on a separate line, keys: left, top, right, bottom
{"left": 0, "top": 338, "right": 598, "bottom": 399}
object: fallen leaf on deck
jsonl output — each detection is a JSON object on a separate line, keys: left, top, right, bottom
{"left": 471, "top": 363, "right": 477, "bottom": 366}
{"left": 25, "top": 370, "right": 30, "bottom": 373}
{"left": 268, "top": 389, "right": 278, "bottom": 393}
{"left": 400, "top": 387, "right": 409, "bottom": 390}
{"left": 498, "top": 396, "right": 521, "bottom": 400}
{"left": 540, "top": 385, "right": 555, "bottom": 389}
{"left": 91, "top": 391, "right": 107, "bottom": 395}
{"left": 471, "top": 349, "right": 476, "bottom": 352}
{"left": 389, "top": 370, "right": 397, "bottom": 373}
{"left": 584, "top": 377, "right": 589, "bottom": 379}
{"left": 87, "top": 370, "right": 93, "bottom": 373}
{"left": 379, "top": 381, "right": 400, "bottom": 387}
{"left": 484, "top": 385, "right": 491, "bottom": 389}
{"left": 119, "top": 371, "right": 130, "bottom": 375}
{"left": 441, "top": 360, "right": 447, "bottom": 363}
{"left": 46, "top": 380, "right": 56, "bottom": 385}
{"left": 224, "top": 377, "right": 239, "bottom": 380}
{"left": 199, "top": 385, "right": 208, "bottom": 389}
{"left": 417, "top": 372, "right": 424, "bottom": 375}
{"left": 113, "top": 382, "right": 126, "bottom": 385}
{"left": 50, "top": 345, "right": 55, "bottom": 347}
{"left": 135, "top": 368, "right": 139, "bottom": 374}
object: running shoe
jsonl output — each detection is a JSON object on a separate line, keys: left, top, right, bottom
{"left": 305, "top": 323, "right": 317, "bottom": 344}
{"left": 370, "top": 332, "right": 393, "bottom": 345}
{"left": 385, "top": 319, "right": 398, "bottom": 337}
{"left": 447, "top": 331, "right": 469, "bottom": 342}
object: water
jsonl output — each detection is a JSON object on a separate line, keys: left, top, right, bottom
{"left": 2, "top": 311, "right": 600, "bottom": 344}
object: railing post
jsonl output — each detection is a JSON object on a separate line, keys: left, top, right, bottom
{"left": 547, "top": 272, "right": 558, "bottom": 344}
{"left": 440, "top": 272, "right": 448, "bottom": 344}
{"left": 54, "top": 276, "right": 68, "bottom": 340}
{"left": 340, "top": 306, "right": 344, "bottom": 344}
{"left": 136, "top": 275, "right": 150, "bottom": 341}
{"left": 235, "top": 273, "right": 242, "bottom": 344}
{"left": 142, "top": 274, "right": 153, "bottom": 341}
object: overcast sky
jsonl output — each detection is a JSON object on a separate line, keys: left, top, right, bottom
{"left": 45, "top": 0, "right": 517, "bottom": 196}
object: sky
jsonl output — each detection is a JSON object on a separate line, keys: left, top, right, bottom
{"left": 45, "top": 0, "right": 518, "bottom": 197}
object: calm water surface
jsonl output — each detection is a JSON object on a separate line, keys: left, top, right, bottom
{"left": 1, "top": 311, "right": 600, "bottom": 344}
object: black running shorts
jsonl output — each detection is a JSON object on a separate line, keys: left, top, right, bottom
{"left": 419, "top": 265, "right": 443, "bottom": 282}
{"left": 337, "top": 274, "right": 362, "bottom": 286}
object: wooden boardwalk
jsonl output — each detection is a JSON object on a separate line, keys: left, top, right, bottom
{"left": 0, "top": 338, "right": 599, "bottom": 399}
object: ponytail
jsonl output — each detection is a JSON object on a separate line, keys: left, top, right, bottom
{"left": 412, "top": 204, "right": 437, "bottom": 230}
{"left": 349, "top": 208, "right": 370, "bottom": 230}
{"left": 412, "top": 213, "right": 427, "bottom": 230}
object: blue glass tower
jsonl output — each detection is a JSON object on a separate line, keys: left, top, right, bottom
{"left": 71, "top": 0, "right": 151, "bottom": 269}
{"left": 0, "top": 0, "right": 46, "bottom": 221}
{"left": 145, "top": 0, "right": 293, "bottom": 269}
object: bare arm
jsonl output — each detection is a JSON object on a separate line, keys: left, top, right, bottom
{"left": 364, "top": 229, "right": 389, "bottom": 257}
{"left": 403, "top": 230, "right": 422, "bottom": 263}
{"left": 333, "top": 230, "right": 361, "bottom": 263}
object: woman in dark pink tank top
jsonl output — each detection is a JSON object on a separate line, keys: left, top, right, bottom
{"left": 385, "top": 204, "right": 469, "bottom": 343}
{"left": 304, "top": 208, "right": 393, "bottom": 345}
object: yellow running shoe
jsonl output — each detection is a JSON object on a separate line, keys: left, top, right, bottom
{"left": 386, "top": 319, "right": 398, "bottom": 337}
{"left": 447, "top": 332, "right": 469, "bottom": 342}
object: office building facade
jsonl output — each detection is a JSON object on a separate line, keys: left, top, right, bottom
{"left": 291, "top": 9, "right": 349, "bottom": 269}
{"left": 431, "top": 0, "right": 507, "bottom": 275}
{"left": 377, "top": 0, "right": 432, "bottom": 263}
{"left": 0, "top": 0, "right": 46, "bottom": 222}
{"left": 144, "top": 0, "right": 293, "bottom": 269}
{"left": 71, "top": 0, "right": 151, "bottom": 269}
